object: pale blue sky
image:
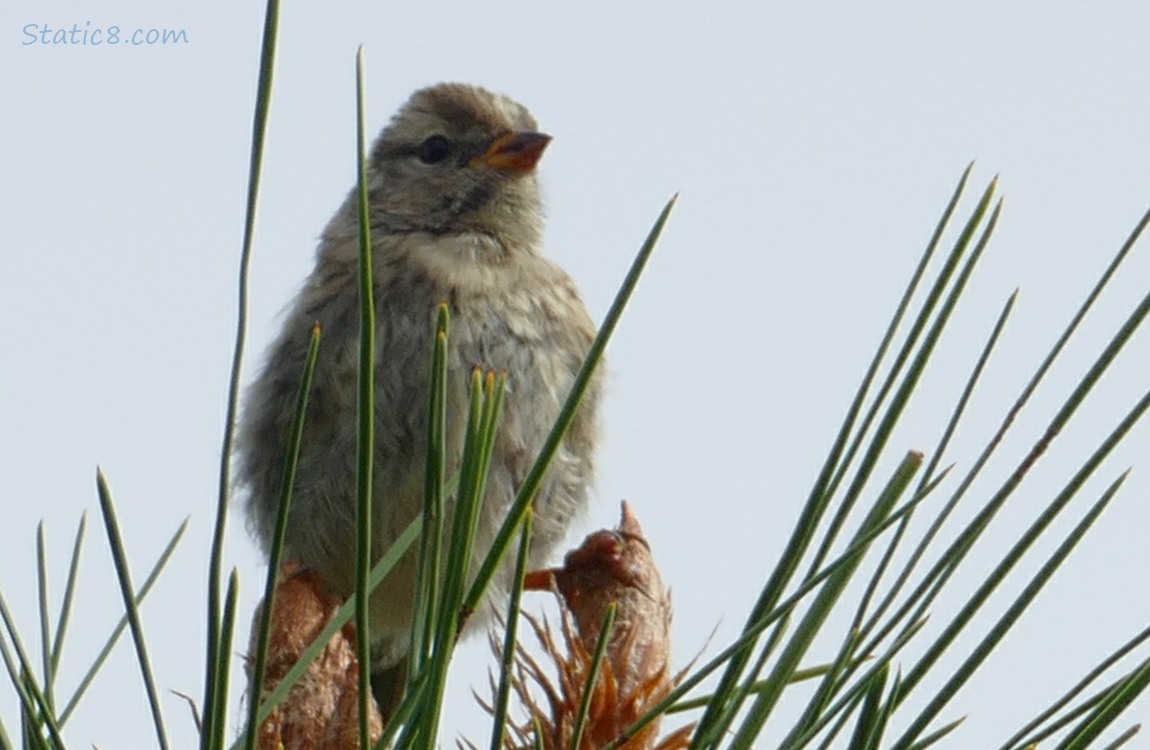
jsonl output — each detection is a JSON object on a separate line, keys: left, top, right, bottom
{"left": 3, "top": 2, "right": 1150, "bottom": 747}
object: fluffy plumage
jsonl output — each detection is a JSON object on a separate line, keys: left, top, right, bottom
{"left": 235, "top": 82, "right": 601, "bottom": 717}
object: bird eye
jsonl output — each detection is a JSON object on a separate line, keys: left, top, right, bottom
{"left": 417, "top": 135, "right": 452, "bottom": 164}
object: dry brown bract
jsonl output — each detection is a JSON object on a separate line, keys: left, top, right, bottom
{"left": 247, "top": 563, "right": 382, "bottom": 750}
{"left": 484, "top": 501, "right": 693, "bottom": 750}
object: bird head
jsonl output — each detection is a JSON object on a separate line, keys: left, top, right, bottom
{"left": 364, "top": 83, "right": 550, "bottom": 252}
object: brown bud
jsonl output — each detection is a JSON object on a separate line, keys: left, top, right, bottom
{"left": 247, "top": 563, "right": 382, "bottom": 750}
{"left": 499, "top": 502, "right": 692, "bottom": 750}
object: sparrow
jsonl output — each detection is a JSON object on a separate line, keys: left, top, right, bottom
{"left": 235, "top": 82, "right": 602, "bottom": 719}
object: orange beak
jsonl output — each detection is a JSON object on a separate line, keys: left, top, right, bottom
{"left": 470, "top": 131, "right": 552, "bottom": 173}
